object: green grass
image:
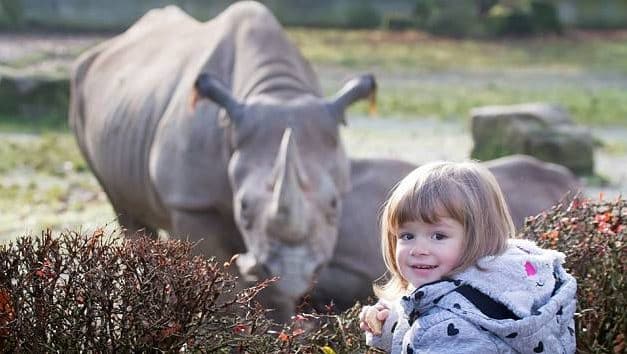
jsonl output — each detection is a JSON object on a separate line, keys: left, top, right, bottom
{"left": 0, "top": 113, "right": 69, "bottom": 132}
{"left": 288, "top": 28, "right": 627, "bottom": 74}
{"left": 2, "top": 29, "right": 627, "bottom": 131}
{"left": 0, "top": 133, "right": 86, "bottom": 174}
{"left": 4, "top": 52, "right": 54, "bottom": 70}
{"left": 0, "top": 133, "right": 114, "bottom": 243}
{"left": 343, "top": 84, "right": 627, "bottom": 126}
{"left": 601, "top": 140, "right": 627, "bottom": 155}
{"left": 292, "top": 29, "right": 627, "bottom": 126}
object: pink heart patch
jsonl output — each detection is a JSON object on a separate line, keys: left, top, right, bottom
{"left": 524, "top": 261, "right": 537, "bottom": 276}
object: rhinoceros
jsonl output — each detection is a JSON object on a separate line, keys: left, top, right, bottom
{"left": 310, "top": 154, "right": 580, "bottom": 310}
{"left": 70, "top": 2, "right": 376, "bottom": 320}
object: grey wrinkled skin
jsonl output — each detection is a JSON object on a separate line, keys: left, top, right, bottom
{"left": 69, "top": 2, "right": 376, "bottom": 321}
{"left": 312, "top": 155, "right": 580, "bottom": 312}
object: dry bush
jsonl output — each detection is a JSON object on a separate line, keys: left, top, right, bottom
{"left": 522, "top": 196, "right": 626, "bottom": 354}
{"left": 0, "top": 230, "right": 376, "bottom": 353}
{"left": 0, "top": 230, "right": 278, "bottom": 352}
{"left": 2, "top": 196, "right": 622, "bottom": 353}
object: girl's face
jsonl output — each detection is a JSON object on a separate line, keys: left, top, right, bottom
{"left": 395, "top": 216, "right": 465, "bottom": 289}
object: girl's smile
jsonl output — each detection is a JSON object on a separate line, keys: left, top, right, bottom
{"left": 395, "top": 217, "right": 464, "bottom": 289}
{"left": 407, "top": 264, "right": 439, "bottom": 279}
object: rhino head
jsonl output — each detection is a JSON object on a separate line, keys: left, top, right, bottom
{"left": 194, "top": 73, "right": 376, "bottom": 318}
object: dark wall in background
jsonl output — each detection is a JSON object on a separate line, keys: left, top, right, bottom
{"left": 1, "top": 0, "right": 626, "bottom": 32}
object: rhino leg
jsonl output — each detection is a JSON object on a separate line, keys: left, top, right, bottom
{"left": 116, "top": 208, "right": 158, "bottom": 239}
{"left": 100, "top": 182, "right": 157, "bottom": 239}
{"left": 255, "top": 286, "right": 296, "bottom": 323}
{"left": 309, "top": 265, "right": 374, "bottom": 311}
{"left": 169, "top": 209, "right": 244, "bottom": 260}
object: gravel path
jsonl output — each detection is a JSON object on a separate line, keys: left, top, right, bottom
{"left": 0, "top": 32, "right": 106, "bottom": 62}
{"left": 0, "top": 32, "right": 107, "bottom": 74}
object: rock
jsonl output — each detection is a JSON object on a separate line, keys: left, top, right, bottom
{"left": 470, "top": 102, "right": 594, "bottom": 175}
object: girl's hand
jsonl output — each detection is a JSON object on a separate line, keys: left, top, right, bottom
{"left": 359, "top": 302, "right": 390, "bottom": 336}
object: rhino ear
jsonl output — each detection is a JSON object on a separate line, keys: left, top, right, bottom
{"left": 327, "top": 74, "right": 377, "bottom": 125}
{"left": 193, "top": 73, "right": 244, "bottom": 126}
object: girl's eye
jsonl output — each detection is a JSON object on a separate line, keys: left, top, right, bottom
{"left": 398, "top": 233, "right": 414, "bottom": 241}
{"left": 431, "top": 233, "right": 447, "bottom": 241}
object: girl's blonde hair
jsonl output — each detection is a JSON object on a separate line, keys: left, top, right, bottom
{"left": 375, "top": 160, "right": 515, "bottom": 300}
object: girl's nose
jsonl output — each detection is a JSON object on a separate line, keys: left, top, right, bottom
{"left": 409, "top": 240, "right": 430, "bottom": 256}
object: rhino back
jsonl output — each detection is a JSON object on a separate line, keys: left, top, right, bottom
{"left": 485, "top": 154, "right": 581, "bottom": 228}
{"left": 228, "top": 4, "right": 322, "bottom": 100}
{"left": 70, "top": 5, "right": 241, "bottom": 226}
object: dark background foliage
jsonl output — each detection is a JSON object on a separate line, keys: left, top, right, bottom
{"left": 2, "top": 0, "right": 627, "bottom": 35}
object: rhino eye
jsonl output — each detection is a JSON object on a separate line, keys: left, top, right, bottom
{"left": 241, "top": 199, "right": 248, "bottom": 211}
{"left": 325, "top": 198, "right": 339, "bottom": 225}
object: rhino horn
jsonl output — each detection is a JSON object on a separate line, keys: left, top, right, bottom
{"left": 193, "top": 73, "right": 244, "bottom": 125}
{"left": 269, "top": 128, "right": 308, "bottom": 239}
{"left": 327, "top": 74, "right": 377, "bottom": 125}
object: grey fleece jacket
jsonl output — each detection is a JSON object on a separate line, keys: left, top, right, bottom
{"left": 367, "top": 239, "right": 577, "bottom": 354}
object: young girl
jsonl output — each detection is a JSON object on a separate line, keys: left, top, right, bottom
{"left": 360, "top": 161, "right": 576, "bottom": 353}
